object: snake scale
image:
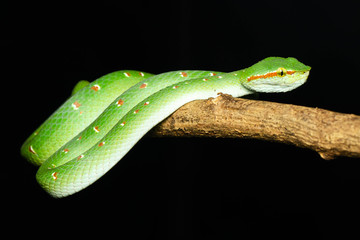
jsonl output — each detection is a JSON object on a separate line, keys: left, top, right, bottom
{"left": 21, "top": 57, "right": 311, "bottom": 198}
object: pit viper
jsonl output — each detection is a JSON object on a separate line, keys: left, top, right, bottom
{"left": 21, "top": 57, "right": 311, "bottom": 198}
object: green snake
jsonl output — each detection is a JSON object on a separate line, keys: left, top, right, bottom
{"left": 21, "top": 57, "right": 311, "bottom": 198}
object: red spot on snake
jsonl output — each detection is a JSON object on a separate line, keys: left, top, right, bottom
{"left": 140, "top": 83, "right": 147, "bottom": 89}
{"left": 287, "top": 70, "right": 296, "bottom": 75}
{"left": 63, "top": 148, "right": 69, "bottom": 153}
{"left": 98, "top": 142, "right": 105, "bottom": 147}
{"left": 124, "top": 72, "right": 131, "bottom": 77}
{"left": 77, "top": 136, "right": 82, "bottom": 141}
{"left": 52, "top": 172, "right": 58, "bottom": 180}
{"left": 144, "top": 101, "right": 149, "bottom": 105}
{"left": 77, "top": 155, "right": 84, "bottom": 160}
{"left": 210, "top": 72, "right": 217, "bottom": 76}
{"left": 203, "top": 78, "right": 208, "bottom": 81}
{"left": 29, "top": 145, "right": 36, "bottom": 154}
{"left": 94, "top": 126, "right": 100, "bottom": 133}
{"left": 180, "top": 72, "right": 188, "bottom": 77}
{"left": 91, "top": 84, "right": 100, "bottom": 91}
{"left": 139, "top": 72, "right": 145, "bottom": 77}
{"left": 72, "top": 101, "right": 81, "bottom": 110}
{"left": 173, "top": 85, "right": 179, "bottom": 89}
{"left": 134, "top": 109, "right": 139, "bottom": 114}
{"left": 116, "top": 99, "right": 124, "bottom": 107}
{"left": 120, "top": 121, "right": 126, "bottom": 126}
{"left": 247, "top": 72, "right": 277, "bottom": 82}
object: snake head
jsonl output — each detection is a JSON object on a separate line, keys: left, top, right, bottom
{"left": 241, "top": 57, "right": 311, "bottom": 93}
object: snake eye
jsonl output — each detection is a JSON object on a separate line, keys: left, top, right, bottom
{"left": 277, "top": 67, "right": 287, "bottom": 77}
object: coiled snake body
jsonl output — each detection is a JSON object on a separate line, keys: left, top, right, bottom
{"left": 21, "top": 57, "right": 311, "bottom": 197}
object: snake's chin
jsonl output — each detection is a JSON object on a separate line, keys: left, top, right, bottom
{"left": 270, "top": 74, "right": 308, "bottom": 92}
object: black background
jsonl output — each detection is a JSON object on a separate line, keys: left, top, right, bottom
{"left": 4, "top": 0, "right": 360, "bottom": 239}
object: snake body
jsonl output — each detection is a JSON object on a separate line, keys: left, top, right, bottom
{"left": 21, "top": 57, "right": 311, "bottom": 197}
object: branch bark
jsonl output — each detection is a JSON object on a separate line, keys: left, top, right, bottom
{"left": 149, "top": 94, "right": 360, "bottom": 160}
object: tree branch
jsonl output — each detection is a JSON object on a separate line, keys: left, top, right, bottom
{"left": 150, "top": 94, "right": 360, "bottom": 160}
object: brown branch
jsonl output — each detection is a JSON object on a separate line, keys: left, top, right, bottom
{"left": 150, "top": 94, "right": 360, "bottom": 160}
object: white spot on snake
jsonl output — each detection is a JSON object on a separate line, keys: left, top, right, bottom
{"left": 120, "top": 121, "right": 126, "bottom": 126}
{"left": 29, "top": 145, "right": 36, "bottom": 154}
{"left": 173, "top": 85, "right": 179, "bottom": 89}
{"left": 144, "top": 101, "right": 149, "bottom": 105}
{"left": 52, "top": 172, "right": 58, "bottom": 180}
{"left": 48, "top": 164, "right": 56, "bottom": 169}
{"left": 210, "top": 72, "right": 217, "bottom": 76}
{"left": 217, "top": 76, "right": 223, "bottom": 79}
{"left": 63, "top": 148, "right": 69, "bottom": 153}
{"left": 77, "top": 154, "right": 84, "bottom": 160}
{"left": 72, "top": 101, "right": 81, "bottom": 110}
{"left": 139, "top": 72, "right": 145, "bottom": 77}
{"left": 124, "top": 72, "right": 131, "bottom": 77}
{"left": 91, "top": 84, "right": 100, "bottom": 91}
{"left": 203, "top": 78, "right": 208, "bottom": 81}
{"left": 93, "top": 126, "right": 100, "bottom": 133}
